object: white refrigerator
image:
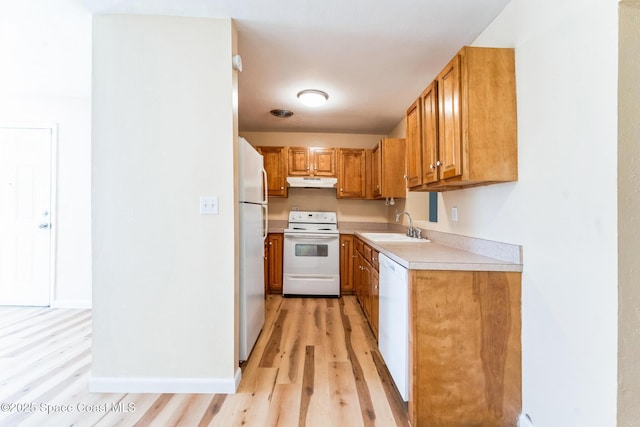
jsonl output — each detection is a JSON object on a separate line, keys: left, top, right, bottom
{"left": 238, "top": 137, "right": 268, "bottom": 361}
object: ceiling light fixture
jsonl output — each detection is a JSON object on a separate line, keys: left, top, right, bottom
{"left": 297, "top": 89, "right": 329, "bottom": 107}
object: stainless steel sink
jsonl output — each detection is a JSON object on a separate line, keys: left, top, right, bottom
{"left": 359, "top": 233, "right": 430, "bottom": 243}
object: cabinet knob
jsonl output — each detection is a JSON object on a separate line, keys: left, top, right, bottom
{"left": 269, "top": 242, "right": 272, "bottom": 245}
{"left": 436, "top": 160, "right": 442, "bottom": 167}
{"left": 340, "top": 188, "right": 343, "bottom": 192}
{"left": 403, "top": 175, "right": 408, "bottom": 180}
{"left": 430, "top": 164, "right": 435, "bottom": 170}
{"left": 280, "top": 186, "right": 284, "bottom": 190}
{"left": 341, "top": 243, "right": 345, "bottom": 247}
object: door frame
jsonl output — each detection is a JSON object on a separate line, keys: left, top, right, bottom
{"left": 0, "top": 123, "right": 58, "bottom": 306}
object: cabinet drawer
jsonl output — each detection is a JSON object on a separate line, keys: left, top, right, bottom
{"left": 355, "top": 238, "right": 365, "bottom": 255}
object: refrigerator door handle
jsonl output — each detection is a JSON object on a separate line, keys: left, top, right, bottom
{"left": 261, "top": 168, "right": 268, "bottom": 204}
{"left": 262, "top": 204, "right": 268, "bottom": 241}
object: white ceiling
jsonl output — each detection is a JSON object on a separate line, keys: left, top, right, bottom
{"left": 83, "top": 0, "right": 510, "bottom": 134}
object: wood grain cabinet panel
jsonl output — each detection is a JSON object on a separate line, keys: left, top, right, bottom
{"left": 287, "top": 147, "right": 336, "bottom": 177}
{"left": 371, "top": 138, "right": 407, "bottom": 199}
{"left": 257, "top": 146, "right": 288, "bottom": 197}
{"left": 287, "top": 146, "right": 311, "bottom": 176}
{"left": 405, "top": 99, "right": 423, "bottom": 189}
{"left": 408, "top": 270, "right": 522, "bottom": 427}
{"left": 420, "top": 81, "right": 439, "bottom": 185}
{"left": 339, "top": 234, "right": 355, "bottom": 294}
{"left": 337, "top": 148, "right": 367, "bottom": 198}
{"left": 406, "top": 46, "right": 517, "bottom": 191}
{"left": 265, "top": 233, "right": 283, "bottom": 294}
{"left": 312, "top": 147, "right": 337, "bottom": 177}
{"left": 354, "top": 237, "right": 379, "bottom": 340}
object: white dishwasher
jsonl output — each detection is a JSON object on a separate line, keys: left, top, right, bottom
{"left": 378, "top": 253, "right": 409, "bottom": 401}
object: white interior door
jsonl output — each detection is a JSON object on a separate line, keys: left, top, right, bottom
{"left": 0, "top": 127, "right": 53, "bottom": 306}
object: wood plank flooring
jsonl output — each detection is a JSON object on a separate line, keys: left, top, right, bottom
{"left": 0, "top": 296, "right": 409, "bottom": 426}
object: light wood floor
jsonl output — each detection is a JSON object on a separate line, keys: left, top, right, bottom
{"left": 0, "top": 295, "right": 409, "bottom": 426}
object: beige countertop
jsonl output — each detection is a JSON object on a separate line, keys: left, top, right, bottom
{"left": 267, "top": 220, "right": 523, "bottom": 272}
{"left": 355, "top": 231, "right": 523, "bottom": 272}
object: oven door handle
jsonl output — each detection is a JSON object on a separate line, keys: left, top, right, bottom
{"left": 285, "top": 234, "right": 338, "bottom": 240}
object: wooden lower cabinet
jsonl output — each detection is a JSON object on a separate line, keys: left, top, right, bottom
{"left": 339, "top": 234, "right": 355, "bottom": 294}
{"left": 353, "top": 237, "right": 379, "bottom": 339}
{"left": 408, "top": 270, "right": 522, "bottom": 427}
{"left": 264, "top": 233, "right": 283, "bottom": 294}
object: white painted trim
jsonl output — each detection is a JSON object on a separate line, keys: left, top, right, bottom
{"left": 51, "top": 299, "right": 92, "bottom": 309}
{"left": 234, "top": 367, "right": 242, "bottom": 390}
{"left": 48, "top": 124, "right": 59, "bottom": 309}
{"left": 89, "top": 375, "right": 240, "bottom": 394}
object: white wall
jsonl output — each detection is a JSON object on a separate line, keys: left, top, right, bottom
{"left": 91, "top": 15, "right": 239, "bottom": 392}
{"left": 0, "top": 0, "right": 92, "bottom": 307}
{"left": 402, "top": 0, "right": 619, "bottom": 424}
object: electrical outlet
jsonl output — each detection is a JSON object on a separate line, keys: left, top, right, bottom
{"left": 200, "top": 196, "right": 219, "bottom": 215}
{"left": 451, "top": 207, "right": 458, "bottom": 222}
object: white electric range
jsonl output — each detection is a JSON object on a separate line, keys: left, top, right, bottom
{"left": 282, "top": 211, "right": 340, "bottom": 297}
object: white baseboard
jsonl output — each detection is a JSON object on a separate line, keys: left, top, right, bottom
{"left": 89, "top": 371, "right": 242, "bottom": 394}
{"left": 51, "top": 299, "right": 92, "bottom": 309}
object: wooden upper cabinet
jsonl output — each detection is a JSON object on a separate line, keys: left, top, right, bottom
{"left": 287, "top": 147, "right": 336, "bottom": 177}
{"left": 313, "top": 148, "right": 337, "bottom": 176}
{"left": 405, "top": 99, "right": 422, "bottom": 189}
{"left": 437, "top": 54, "right": 463, "bottom": 181}
{"left": 287, "top": 147, "right": 311, "bottom": 176}
{"left": 372, "top": 144, "right": 382, "bottom": 198}
{"left": 257, "top": 146, "right": 287, "bottom": 198}
{"left": 337, "top": 148, "right": 366, "bottom": 198}
{"left": 421, "top": 81, "right": 439, "bottom": 185}
{"left": 372, "top": 138, "right": 407, "bottom": 199}
{"left": 406, "top": 46, "right": 518, "bottom": 191}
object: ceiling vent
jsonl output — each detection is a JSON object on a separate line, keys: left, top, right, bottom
{"left": 270, "top": 109, "right": 293, "bottom": 118}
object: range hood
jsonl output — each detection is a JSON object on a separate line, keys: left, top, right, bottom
{"left": 286, "top": 176, "right": 338, "bottom": 188}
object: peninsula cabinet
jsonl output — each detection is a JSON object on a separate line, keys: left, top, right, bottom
{"left": 287, "top": 147, "right": 337, "bottom": 177}
{"left": 264, "top": 233, "right": 283, "bottom": 294}
{"left": 337, "top": 148, "right": 367, "bottom": 198}
{"left": 408, "top": 269, "right": 522, "bottom": 427}
{"left": 406, "top": 46, "right": 518, "bottom": 191}
{"left": 257, "top": 146, "right": 287, "bottom": 197}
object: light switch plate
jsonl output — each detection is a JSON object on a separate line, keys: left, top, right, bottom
{"left": 451, "top": 207, "right": 458, "bottom": 222}
{"left": 200, "top": 196, "right": 219, "bottom": 215}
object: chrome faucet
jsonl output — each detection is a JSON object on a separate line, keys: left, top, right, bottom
{"left": 395, "top": 210, "right": 421, "bottom": 239}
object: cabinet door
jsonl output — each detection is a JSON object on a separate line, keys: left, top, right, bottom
{"left": 339, "top": 235, "right": 355, "bottom": 294}
{"left": 372, "top": 143, "right": 382, "bottom": 198}
{"left": 437, "top": 55, "right": 463, "bottom": 180}
{"left": 361, "top": 259, "right": 372, "bottom": 320}
{"left": 405, "top": 99, "right": 422, "bottom": 189}
{"left": 288, "top": 147, "right": 310, "bottom": 176}
{"left": 337, "top": 149, "right": 366, "bottom": 198}
{"left": 420, "top": 82, "right": 439, "bottom": 184}
{"left": 355, "top": 251, "right": 366, "bottom": 308}
{"left": 370, "top": 266, "right": 379, "bottom": 339}
{"left": 258, "top": 146, "right": 287, "bottom": 197}
{"left": 266, "top": 233, "right": 283, "bottom": 293}
{"left": 312, "top": 148, "right": 336, "bottom": 177}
